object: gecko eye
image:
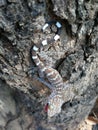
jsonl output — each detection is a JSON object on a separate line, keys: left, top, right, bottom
{"left": 48, "top": 101, "right": 54, "bottom": 110}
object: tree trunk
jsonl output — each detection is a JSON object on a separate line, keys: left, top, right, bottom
{"left": 0, "top": 0, "right": 98, "bottom": 129}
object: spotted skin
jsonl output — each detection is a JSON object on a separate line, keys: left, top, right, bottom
{"left": 31, "top": 21, "right": 64, "bottom": 117}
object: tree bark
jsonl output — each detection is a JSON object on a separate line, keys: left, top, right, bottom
{"left": 0, "top": 0, "right": 98, "bottom": 129}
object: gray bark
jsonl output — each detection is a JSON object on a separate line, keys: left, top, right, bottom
{"left": 0, "top": 0, "right": 98, "bottom": 129}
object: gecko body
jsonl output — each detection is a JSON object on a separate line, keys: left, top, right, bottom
{"left": 31, "top": 21, "right": 64, "bottom": 117}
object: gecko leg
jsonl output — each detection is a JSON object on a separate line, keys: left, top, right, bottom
{"left": 28, "top": 66, "right": 38, "bottom": 75}
{"left": 28, "top": 66, "right": 45, "bottom": 78}
{"left": 28, "top": 67, "right": 51, "bottom": 89}
{"left": 33, "top": 76, "right": 53, "bottom": 90}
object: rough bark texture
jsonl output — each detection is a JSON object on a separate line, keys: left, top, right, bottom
{"left": 0, "top": 0, "right": 98, "bottom": 129}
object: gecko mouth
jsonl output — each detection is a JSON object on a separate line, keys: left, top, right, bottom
{"left": 44, "top": 103, "right": 49, "bottom": 112}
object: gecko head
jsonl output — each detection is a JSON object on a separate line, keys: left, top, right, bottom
{"left": 45, "top": 94, "right": 64, "bottom": 117}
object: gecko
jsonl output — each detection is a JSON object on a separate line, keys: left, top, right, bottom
{"left": 31, "top": 21, "right": 65, "bottom": 117}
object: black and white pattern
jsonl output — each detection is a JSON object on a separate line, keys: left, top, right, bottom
{"left": 31, "top": 21, "right": 64, "bottom": 117}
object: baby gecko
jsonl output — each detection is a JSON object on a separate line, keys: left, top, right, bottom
{"left": 31, "top": 21, "right": 65, "bottom": 117}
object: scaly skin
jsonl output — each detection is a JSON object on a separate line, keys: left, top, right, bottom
{"left": 31, "top": 21, "right": 64, "bottom": 117}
